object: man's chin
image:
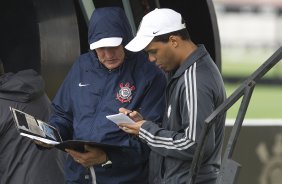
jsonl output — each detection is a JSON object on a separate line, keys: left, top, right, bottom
{"left": 158, "top": 65, "right": 168, "bottom": 72}
{"left": 105, "top": 64, "right": 121, "bottom": 70}
{"left": 102, "top": 61, "right": 123, "bottom": 70}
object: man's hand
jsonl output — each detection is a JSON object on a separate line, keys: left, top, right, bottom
{"left": 119, "top": 107, "right": 143, "bottom": 122}
{"left": 66, "top": 145, "right": 107, "bottom": 167}
{"left": 118, "top": 107, "right": 145, "bottom": 135}
{"left": 118, "top": 120, "right": 146, "bottom": 135}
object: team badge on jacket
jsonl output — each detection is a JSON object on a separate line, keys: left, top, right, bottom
{"left": 116, "top": 82, "right": 135, "bottom": 103}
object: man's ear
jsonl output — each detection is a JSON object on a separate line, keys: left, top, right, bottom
{"left": 169, "top": 35, "right": 179, "bottom": 48}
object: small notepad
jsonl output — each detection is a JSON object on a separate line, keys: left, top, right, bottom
{"left": 106, "top": 113, "right": 135, "bottom": 125}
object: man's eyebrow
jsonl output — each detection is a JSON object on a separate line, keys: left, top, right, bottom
{"left": 144, "top": 48, "right": 149, "bottom": 52}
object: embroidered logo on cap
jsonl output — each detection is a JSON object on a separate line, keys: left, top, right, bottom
{"left": 116, "top": 82, "right": 135, "bottom": 103}
{"left": 153, "top": 30, "right": 160, "bottom": 34}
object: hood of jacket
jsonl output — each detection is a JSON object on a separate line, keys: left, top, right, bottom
{"left": 0, "top": 69, "right": 45, "bottom": 102}
{"left": 88, "top": 7, "right": 133, "bottom": 48}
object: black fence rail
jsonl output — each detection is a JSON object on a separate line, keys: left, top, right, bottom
{"left": 224, "top": 76, "right": 282, "bottom": 86}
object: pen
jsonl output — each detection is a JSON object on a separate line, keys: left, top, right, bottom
{"left": 125, "top": 108, "right": 141, "bottom": 116}
{"left": 136, "top": 107, "right": 142, "bottom": 113}
{"left": 127, "top": 107, "right": 143, "bottom": 121}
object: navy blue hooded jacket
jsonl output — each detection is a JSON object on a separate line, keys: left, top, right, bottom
{"left": 49, "top": 7, "right": 166, "bottom": 184}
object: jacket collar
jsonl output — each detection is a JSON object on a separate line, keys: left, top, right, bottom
{"left": 171, "top": 44, "right": 207, "bottom": 79}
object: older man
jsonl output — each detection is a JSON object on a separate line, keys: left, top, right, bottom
{"left": 44, "top": 7, "right": 166, "bottom": 184}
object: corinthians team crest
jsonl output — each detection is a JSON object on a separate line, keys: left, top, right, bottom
{"left": 116, "top": 82, "right": 135, "bottom": 103}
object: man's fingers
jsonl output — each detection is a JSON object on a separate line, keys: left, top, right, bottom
{"left": 119, "top": 107, "right": 132, "bottom": 116}
{"left": 119, "top": 107, "right": 126, "bottom": 113}
{"left": 118, "top": 123, "right": 134, "bottom": 128}
{"left": 119, "top": 108, "right": 144, "bottom": 122}
{"left": 84, "top": 145, "right": 94, "bottom": 151}
{"left": 128, "top": 111, "right": 143, "bottom": 121}
{"left": 66, "top": 149, "right": 86, "bottom": 165}
{"left": 120, "top": 126, "right": 135, "bottom": 134}
{"left": 66, "top": 149, "right": 82, "bottom": 159}
{"left": 66, "top": 146, "right": 107, "bottom": 168}
{"left": 118, "top": 123, "right": 139, "bottom": 134}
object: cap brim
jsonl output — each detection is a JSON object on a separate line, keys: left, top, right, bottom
{"left": 125, "top": 35, "right": 154, "bottom": 52}
{"left": 90, "top": 37, "right": 122, "bottom": 50}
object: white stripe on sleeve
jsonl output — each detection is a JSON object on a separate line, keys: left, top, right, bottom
{"left": 139, "top": 63, "right": 198, "bottom": 150}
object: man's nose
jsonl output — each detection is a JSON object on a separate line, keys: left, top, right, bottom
{"left": 104, "top": 48, "right": 114, "bottom": 58}
{"left": 148, "top": 55, "right": 156, "bottom": 62}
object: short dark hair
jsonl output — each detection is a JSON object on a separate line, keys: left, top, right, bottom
{"left": 152, "top": 28, "right": 190, "bottom": 43}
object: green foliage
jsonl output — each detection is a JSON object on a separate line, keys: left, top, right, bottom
{"left": 224, "top": 83, "right": 282, "bottom": 119}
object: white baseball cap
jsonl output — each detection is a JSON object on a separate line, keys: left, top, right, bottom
{"left": 90, "top": 37, "right": 122, "bottom": 50}
{"left": 125, "top": 8, "right": 186, "bottom": 52}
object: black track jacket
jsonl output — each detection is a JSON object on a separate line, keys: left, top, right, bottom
{"left": 0, "top": 69, "right": 66, "bottom": 184}
{"left": 139, "top": 45, "right": 226, "bottom": 184}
